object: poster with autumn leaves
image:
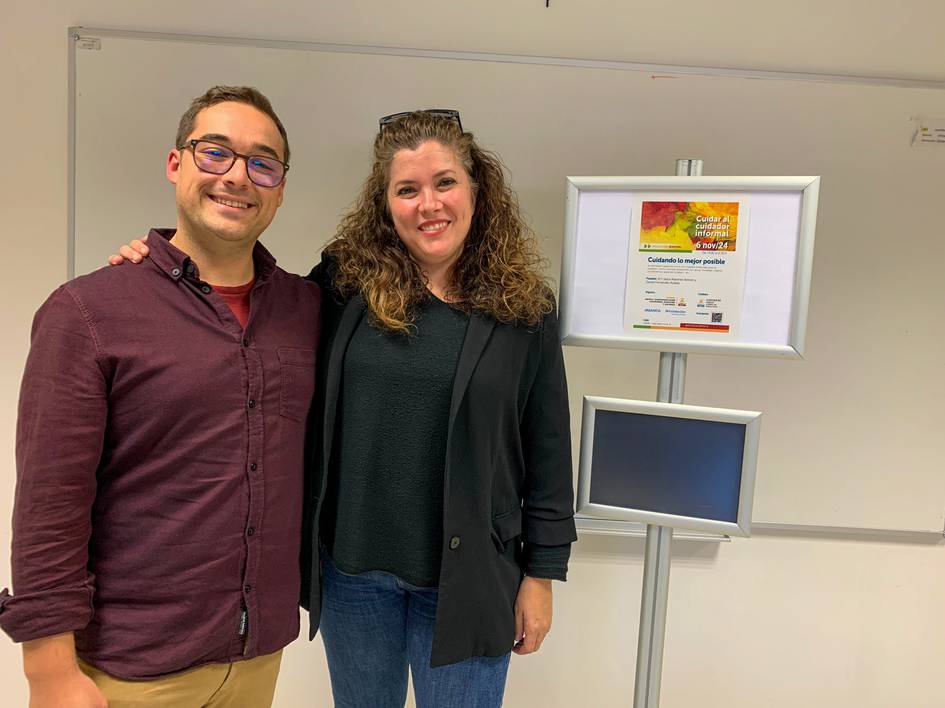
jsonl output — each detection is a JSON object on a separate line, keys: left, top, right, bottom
{"left": 639, "top": 201, "right": 740, "bottom": 253}
{"left": 624, "top": 193, "right": 751, "bottom": 339}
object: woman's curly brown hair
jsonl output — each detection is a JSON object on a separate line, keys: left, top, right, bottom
{"left": 323, "top": 111, "right": 554, "bottom": 333}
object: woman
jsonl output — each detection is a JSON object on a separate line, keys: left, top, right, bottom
{"left": 117, "top": 110, "right": 576, "bottom": 708}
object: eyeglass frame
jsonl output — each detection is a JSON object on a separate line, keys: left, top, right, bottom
{"left": 378, "top": 109, "right": 463, "bottom": 134}
{"left": 176, "top": 139, "right": 290, "bottom": 188}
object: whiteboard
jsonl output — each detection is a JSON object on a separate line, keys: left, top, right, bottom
{"left": 70, "top": 28, "right": 945, "bottom": 533}
{"left": 560, "top": 176, "right": 819, "bottom": 358}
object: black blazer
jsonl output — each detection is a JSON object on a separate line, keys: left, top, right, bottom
{"left": 301, "top": 255, "right": 576, "bottom": 667}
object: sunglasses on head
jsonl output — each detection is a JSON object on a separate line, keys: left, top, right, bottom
{"left": 378, "top": 109, "right": 463, "bottom": 134}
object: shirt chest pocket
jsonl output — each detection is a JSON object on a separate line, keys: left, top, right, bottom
{"left": 277, "top": 347, "right": 316, "bottom": 422}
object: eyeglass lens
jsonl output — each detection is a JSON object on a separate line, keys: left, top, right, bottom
{"left": 191, "top": 141, "right": 285, "bottom": 188}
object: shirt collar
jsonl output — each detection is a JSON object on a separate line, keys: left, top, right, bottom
{"left": 146, "top": 228, "right": 278, "bottom": 284}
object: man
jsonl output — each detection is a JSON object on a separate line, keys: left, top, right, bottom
{"left": 0, "top": 86, "right": 320, "bottom": 707}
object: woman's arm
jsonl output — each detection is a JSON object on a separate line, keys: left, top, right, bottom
{"left": 519, "top": 305, "right": 578, "bottom": 548}
{"left": 513, "top": 303, "right": 578, "bottom": 655}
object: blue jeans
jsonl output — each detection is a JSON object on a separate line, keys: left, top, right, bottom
{"left": 319, "top": 554, "right": 511, "bottom": 708}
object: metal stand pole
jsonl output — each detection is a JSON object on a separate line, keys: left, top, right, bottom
{"left": 632, "top": 158, "right": 702, "bottom": 708}
{"left": 633, "top": 522, "right": 673, "bottom": 707}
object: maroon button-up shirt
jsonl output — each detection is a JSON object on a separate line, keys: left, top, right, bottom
{"left": 0, "top": 229, "right": 320, "bottom": 679}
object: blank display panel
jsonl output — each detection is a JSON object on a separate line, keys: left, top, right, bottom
{"left": 589, "top": 410, "right": 746, "bottom": 523}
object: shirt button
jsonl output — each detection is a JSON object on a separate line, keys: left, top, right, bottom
{"left": 250, "top": 462, "right": 258, "bottom": 471}
{"left": 449, "top": 536, "right": 461, "bottom": 550}
{"left": 186, "top": 263, "right": 196, "bottom": 275}
{"left": 171, "top": 267, "right": 181, "bottom": 278}
{"left": 201, "top": 284, "right": 212, "bottom": 294}
{"left": 244, "top": 584, "right": 252, "bottom": 593}
{"left": 248, "top": 399, "right": 256, "bottom": 408}
{"left": 242, "top": 338, "right": 250, "bottom": 347}
{"left": 247, "top": 527, "right": 255, "bottom": 536}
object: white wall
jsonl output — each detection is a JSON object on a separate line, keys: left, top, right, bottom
{"left": 2, "top": 2, "right": 944, "bottom": 706}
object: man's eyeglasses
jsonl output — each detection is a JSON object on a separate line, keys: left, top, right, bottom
{"left": 178, "top": 139, "right": 289, "bottom": 188}
{"left": 378, "top": 109, "right": 463, "bottom": 134}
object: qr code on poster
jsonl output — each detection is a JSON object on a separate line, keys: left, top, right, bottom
{"left": 711, "top": 312, "right": 723, "bottom": 323}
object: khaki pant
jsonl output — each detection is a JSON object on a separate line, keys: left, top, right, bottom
{"left": 78, "top": 649, "right": 283, "bottom": 708}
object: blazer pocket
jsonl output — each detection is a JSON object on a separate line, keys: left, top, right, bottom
{"left": 490, "top": 506, "right": 523, "bottom": 555}
{"left": 278, "top": 347, "right": 316, "bottom": 422}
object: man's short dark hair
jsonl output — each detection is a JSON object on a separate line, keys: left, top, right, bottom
{"left": 176, "top": 86, "right": 290, "bottom": 163}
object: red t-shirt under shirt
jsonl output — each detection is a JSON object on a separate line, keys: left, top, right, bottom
{"left": 213, "top": 279, "right": 255, "bottom": 329}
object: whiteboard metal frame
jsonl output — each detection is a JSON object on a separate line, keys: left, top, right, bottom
{"left": 576, "top": 396, "right": 761, "bottom": 537}
{"left": 559, "top": 176, "right": 820, "bottom": 358}
{"left": 67, "top": 27, "right": 945, "bottom": 91}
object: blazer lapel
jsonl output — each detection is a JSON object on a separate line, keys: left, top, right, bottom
{"left": 448, "top": 313, "right": 495, "bottom": 427}
{"left": 322, "top": 295, "right": 366, "bottom": 472}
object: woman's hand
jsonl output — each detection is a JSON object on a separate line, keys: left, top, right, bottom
{"left": 107, "top": 234, "right": 150, "bottom": 265}
{"left": 513, "top": 576, "right": 553, "bottom": 655}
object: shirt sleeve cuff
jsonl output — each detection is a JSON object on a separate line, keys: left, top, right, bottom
{"left": 523, "top": 514, "right": 578, "bottom": 547}
{"left": 523, "top": 542, "right": 572, "bottom": 582}
{"left": 0, "top": 583, "right": 94, "bottom": 644}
